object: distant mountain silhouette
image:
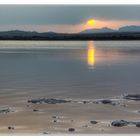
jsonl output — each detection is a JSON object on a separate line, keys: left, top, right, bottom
{"left": 0, "top": 26, "right": 140, "bottom": 40}
{"left": 0, "top": 30, "right": 57, "bottom": 37}
{"left": 80, "top": 25, "right": 140, "bottom": 34}
{"left": 118, "top": 25, "right": 140, "bottom": 32}
{"left": 0, "top": 26, "right": 140, "bottom": 36}
{"left": 80, "top": 27, "right": 115, "bottom": 34}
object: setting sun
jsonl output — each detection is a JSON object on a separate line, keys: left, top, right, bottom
{"left": 87, "top": 19, "right": 96, "bottom": 25}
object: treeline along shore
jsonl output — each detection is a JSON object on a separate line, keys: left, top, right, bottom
{"left": 0, "top": 30, "right": 140, "bottom": 40}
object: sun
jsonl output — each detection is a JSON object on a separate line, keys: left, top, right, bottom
{"left": 87, "top": 19, "right": 96, "bottom": 25}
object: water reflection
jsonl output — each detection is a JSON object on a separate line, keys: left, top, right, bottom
{"left": 87, "top": 41, "right": 95, "bottom": 69}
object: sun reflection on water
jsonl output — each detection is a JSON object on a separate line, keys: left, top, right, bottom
{"left": 87, "top": 41, "right": 95, "bottom": 69}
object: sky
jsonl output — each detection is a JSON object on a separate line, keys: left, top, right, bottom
{"left": 0, "top": 5, "right": 140, "bottom": 33}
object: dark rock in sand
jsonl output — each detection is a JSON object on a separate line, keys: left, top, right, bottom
{"left": 68, "top": 128, "right": 75, "bottom": 132}
{"left": 53, "top": 120, "right": 57, "bottom": 123}
{"left": 43, "top": 132, "right": 49, "bottom": 134}
{"left": 136, "top": 122, "right": 140, "bottom": 127}
{"left": 0, "top": 108, "right": 10, "bottom": 114}
{"left": 90, "top": 121, "right": 98, "bottom": 124}
{"left": 33, "top": 109, "right": 39, "bottom": 112}
{"left": 94, "top": 99, "right": 119, "bottom": 106}
{"left": 123, "top": 94, "right": 140, "bottom": 101}
{"left": 52, "top": 116, "right": 59, "bottom": 119}
{"left": 28, "top": 98, "right": 46, "bottom": 104}
{"left": 83, "top": 101, "right": 89, "bottom": 104}
{"left": 101, "top": 100, "right": 112, "bottom": 104}
{"left": 28, "top": 98, "right": 71, "bottom": 104}
{"left": 8, "top": 126, "right": 14, "bottom": 130}
{"left": 137, "top": 110, "right": 140, "bottom": 113}
{"left": 112, "top": 120, "right": 140, "bottom": 127}
{"left": 94, "top": 100, "right": 111, "bottom": 104}
{"left": 111, "top": 120, "right": 128, "bottom": 127}
{"left": 52, "top": 116, "right": 57, "bottom": 119}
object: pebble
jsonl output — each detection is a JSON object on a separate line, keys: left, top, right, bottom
{"left": 68, "top": 128, "right": 75, "bottom": 132}
{"left": 0, "top": 108, "right": 10, "bottom": 114}
{"left": 83, "top": 101, "right": 88, "bottom": 104}
{"left": 123, "top": 94, "right": 140, "bottom": 101}
{"left": 53, "top": 120, "right": 57, "bottom": 123}
{"left": 111, "top": 120, "right": 128, "bottom": 127}
{"left": 90, "top": 121, "right": 98, "bottom": 124}
{"left": 43, "top": 132, "right": 49, "bottom": 134}
{"left": 8, "top": 126, "right": 14, "bottom": 130}
{"left": 33, "top": 109, "right": 39, "bottom": 112}
{"left": 136, "top": 123, "right": 140, "bottom": 128}
{"left": 28, "top": 98, "right": 71, "bottom": 104}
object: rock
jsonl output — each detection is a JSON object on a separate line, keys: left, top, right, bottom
{"left": 28, "top": 98, "right": 71, "bottom": 104}
{"left": 8, "top": 126, "right": 14, "bottom": 130}
{"left": 83, "top": 101, "right": 88, "bottom": 104}
{"left": 123, "top": 94, "right": 140, "bottom": 101}
{"left": 52, "top": 116, "right": 56, "bottom": 119}
{"left": 111, "top": 120, "right": 128, "bottom": 127}
{"left": 33, "top": 109, "right": 39, "bottom": 112}
{"left": 68, "top": 128, "right": 75, "bottom": 132}
{"left": 53, "top": 120, "right": 57, "bottom": 123}
{"left": 101, "top": 100, "right": 112, "bottom": 104}
{"left": 136, "top": 122, "right": 140, "bottom": 127}
{"left": 52, "top": 116, "right": 59, "bottom": 119}
{"left": 90, "top": 121, "right": 98, "bottom": 124}
{"left": 94, "top": 99, "right": 119, "bottom": 106}
{"left": 28, "top": 98, "right": 45, "bottom": 104}
{"left": 44, "top": 98, "right": 70, "bottom": 104}
{"left": 112, "top": 120, "right": 140, "bottom": 127}
{"left": 0, "top": 108, "right": 10, "bottom": 114}
{"left": 43, "top": 132, "right": 49, "bottom": 134}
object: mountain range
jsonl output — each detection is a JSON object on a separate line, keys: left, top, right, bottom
{"left": 0, "top": 25, "right": 140, "bottom": 40}
{"left": 0, "top": 25, "right": 140, "bottom": 37}
{"left": 80, "top": 25, "right": 140, "bottom": 34}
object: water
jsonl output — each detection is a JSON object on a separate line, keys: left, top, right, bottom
{"left": 0, "top": 40, "right": 140, "bottom": 99}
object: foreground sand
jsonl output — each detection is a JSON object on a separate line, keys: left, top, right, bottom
{"left": 0, "top": 89, "right": 140, "bottom": 135}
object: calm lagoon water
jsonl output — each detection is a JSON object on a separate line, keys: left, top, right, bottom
{"left": 0, "top": 41, "right": 140, "bottom": 99}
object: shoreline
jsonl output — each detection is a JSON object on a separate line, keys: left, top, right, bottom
{"left": 0, "top": 93, "right": 140, "bottom": 135}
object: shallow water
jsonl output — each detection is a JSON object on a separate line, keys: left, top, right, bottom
{"left": 0, "top": 40, "right": 140, "bottom": 99}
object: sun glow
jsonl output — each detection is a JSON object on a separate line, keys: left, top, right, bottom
{"left": 87, "top": 19, "right": 96, "bottom": 25}
{"left": 88, "top": 41, "right": 95, "bottom": 69}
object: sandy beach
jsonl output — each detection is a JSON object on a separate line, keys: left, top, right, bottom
{"left": 0, "top": 4, "right": 140, "bottom": 137}
{"left": 0, "top": 41, "right": 140, "bottom": 135}
{"left": 0, "top": 89, "right": 140, "bottom": 135}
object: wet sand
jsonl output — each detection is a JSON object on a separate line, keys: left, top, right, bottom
{"left": 0, "top": 90, "right": 140, "bottom": 135}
